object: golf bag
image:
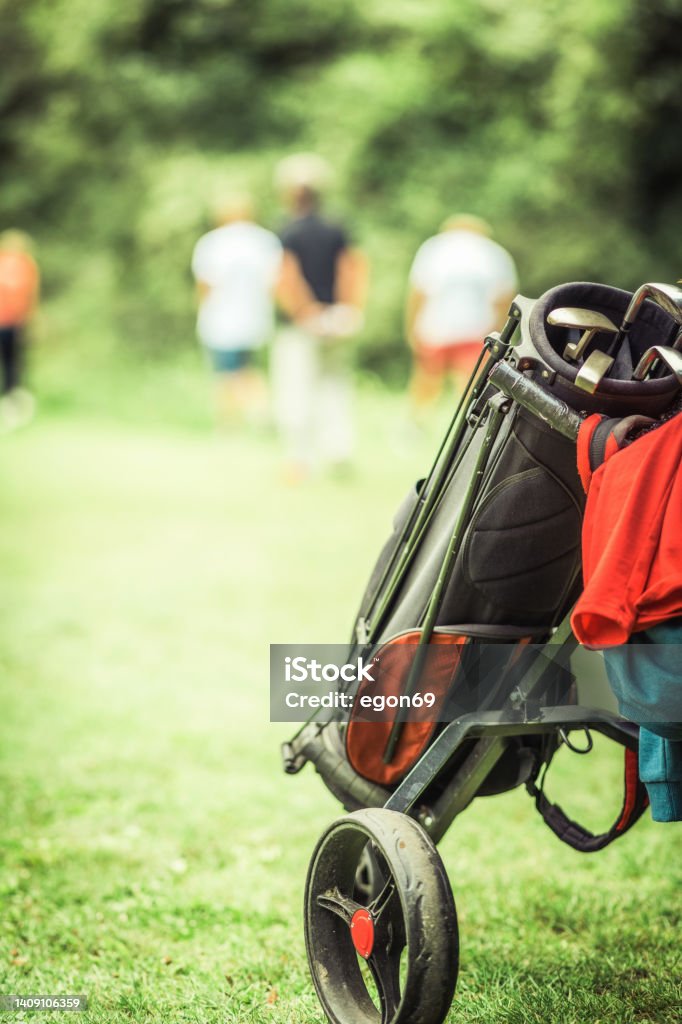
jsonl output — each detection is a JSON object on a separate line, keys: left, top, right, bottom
{"left": 283, "top": 281, "right": 682, "bottom": 844}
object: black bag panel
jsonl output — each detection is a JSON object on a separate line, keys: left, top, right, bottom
{"left": 373, "top": 406, "right": 583, "bottom": 638}
{"left": 457, "top": 417, "right": 583, "bottom": 621}
{"left": 394, "top": 478, "right": 426, "bottom": 531}
{"left": 462, "top": 466, "right": 581, "bottom": 617}
{"left": 513, "top": 408, "right": 584, "bottom": 498}
{"left": 378, "top": 416, "right": 505, "bottom": 638}
{"left": 354, "top": 478, "right": 425, "bottom": 624}
{"left": 435, "top": 412, "right": 582, "bottom": 628}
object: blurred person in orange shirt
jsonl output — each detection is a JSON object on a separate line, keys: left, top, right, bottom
{"left": 0, "top": 230, "right": 40, "bottom": 429}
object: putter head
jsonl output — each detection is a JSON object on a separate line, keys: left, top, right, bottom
{"left": 633, "top": 345, "right": 682, "bottom": 384}
{"left": 548, "top": 307, "right": 618, "bottom": 363}
{"left": 575, "top": 350, "right": 615, "bottom": 393}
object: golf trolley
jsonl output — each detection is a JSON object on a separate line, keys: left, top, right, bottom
{"left": 283, "top": 280, "right": 682, "bottom": 1024}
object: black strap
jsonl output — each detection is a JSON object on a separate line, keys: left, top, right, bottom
{"left": 589, "top": 414, "right": 658, "bottom": 472}
{"left": 588, "top": 416, "right": 616, "bottom": 472}
{"left": 529, "top": 743, "right": 649, "bottom": 853}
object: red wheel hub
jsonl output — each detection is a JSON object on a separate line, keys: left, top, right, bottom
{"left": 350, "top": 908, "right": 375, "bottom": 958}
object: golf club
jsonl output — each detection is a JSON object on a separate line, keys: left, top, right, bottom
{"left": 633, "top": 345, "right": 682, "bottom": 384}
{"left": 575, "top": 349, "right": 614, "bottom": 393}
{"left": 547, "top": 307, "right": 618, "bottom": 363}
{"left": 608, "top": 282, "right": 682, "bottom": 356}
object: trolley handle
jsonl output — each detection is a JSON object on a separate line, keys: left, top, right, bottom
{"left": 488, "top": 361, "right": 582, "bottom": 441}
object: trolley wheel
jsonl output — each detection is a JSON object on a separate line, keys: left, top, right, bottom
{"left": 305, "top": 808, "right": 459, "bottom": 1024}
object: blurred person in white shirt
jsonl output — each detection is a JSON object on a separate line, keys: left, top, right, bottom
{"left": 406, "top": 214, "right": 517, "bottom": 419}
{"left": 192, "top": 195, "right": 281, "bottom": 427}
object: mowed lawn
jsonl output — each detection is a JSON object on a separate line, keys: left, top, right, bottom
{"left": 0, "top": 397, "right": 680, "bottom": 1024}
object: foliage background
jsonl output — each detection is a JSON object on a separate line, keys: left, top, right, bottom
{"left": 2, "top": 0, "right": 682, "bottom": 381}
{"left": 2, "top": 6, "right": 682, "bottom": 1021}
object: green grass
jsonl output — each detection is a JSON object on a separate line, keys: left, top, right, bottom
{"left": 0, "top": 390, "right": 680, "bottom": 1024}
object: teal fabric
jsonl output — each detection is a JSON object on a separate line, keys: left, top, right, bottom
{"left": 638, "top": 730, "right": 682, "bottom": 822}
{"left": 603, "top": 619, "right": 682, "bottom": 823}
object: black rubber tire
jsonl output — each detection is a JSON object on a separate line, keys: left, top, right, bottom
{"left": 305, "top": 808, "right": 459, "bottom": 1024}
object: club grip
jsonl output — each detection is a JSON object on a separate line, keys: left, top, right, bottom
{"left": 488, "top": 361, "right": 582, "bottom": 441}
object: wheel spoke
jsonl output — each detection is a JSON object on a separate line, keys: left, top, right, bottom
{"left": 367, "top": 944, "right": 402, "bottom": 1023}
{"left": 366, "top": 881, "right": 405, "bottom": 1022}
{"left": 317, "top": 887, "right": 362, "bottom": 925}
{"left": 369, "top": 876, "right": 396, "bottom": 918}
{"left": 372, "top": 881, "right": 406, "bottom": 952}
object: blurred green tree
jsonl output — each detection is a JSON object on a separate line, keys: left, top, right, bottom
{"left": 0, "top": 0, "right": 679, "bottom": 376}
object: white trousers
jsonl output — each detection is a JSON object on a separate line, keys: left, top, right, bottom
{"left": 271, "top": 327, "right": 354, "bottom": 468}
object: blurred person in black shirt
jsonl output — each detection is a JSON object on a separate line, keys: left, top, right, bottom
{"left": 273, "top": 154, "right": 367, "bottom": 481}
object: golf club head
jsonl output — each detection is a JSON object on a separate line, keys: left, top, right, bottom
{"left": 547, "top": 307, "right": 619, "bottom": 333}
{"left": 547, "top": 307, "right": 618, "bottom": 363}
{"left": 633, "top": 345, "right": 682, "bottom": 384}
{"left": 648, "top": 283, "right": 682, "bottom": 322}
{"left": 575, "top": 350, "right": 615, "bottom": 393}
{"left": 622, "top": 282, "right": 682, "bottom": 331}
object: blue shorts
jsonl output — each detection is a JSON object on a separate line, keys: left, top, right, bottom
{"left": 205, "top": 347, "right": 254, "bottom": 374}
